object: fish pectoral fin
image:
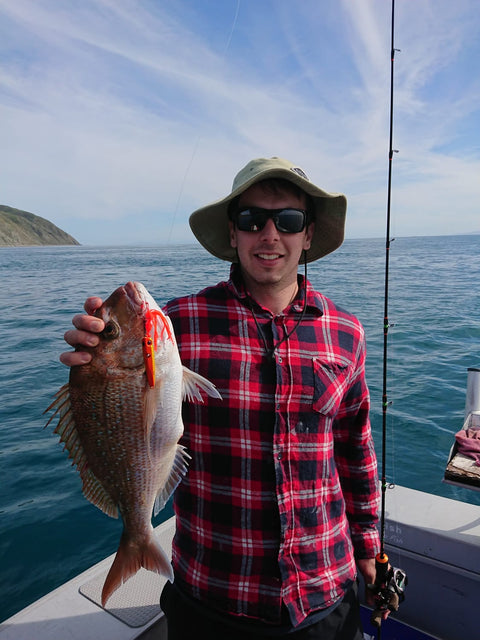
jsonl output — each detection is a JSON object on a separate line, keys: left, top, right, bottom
{"left": 154, "top": 444, "right": 191, "bottom": 515}
{"left": 182, "top": 366, "right": 222, "bottom": 403}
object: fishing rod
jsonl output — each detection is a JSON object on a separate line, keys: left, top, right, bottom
{"left": 381, "top": 0, "right": 397, "bottom": 563}
{"left": 368, "top": 0, "right": 407, "bottom": 633}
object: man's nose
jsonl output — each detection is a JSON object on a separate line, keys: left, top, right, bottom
{"left": 258, "top": 217, "right": 279, "bottom": 239}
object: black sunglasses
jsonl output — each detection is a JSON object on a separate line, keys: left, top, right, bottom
{"left": 234, "top": 207, "right": 307, "bottom": 234}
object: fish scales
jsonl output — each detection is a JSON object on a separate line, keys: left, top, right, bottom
{"left": 45, "top": 281, "right": 221, "bottom": 605}
{"left": 69, "top": 378, "right": 157, "bottom": 507}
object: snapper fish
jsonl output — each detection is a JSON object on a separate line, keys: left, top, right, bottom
{"left": 45, "top": 281, "right": 221, "bottom": 606}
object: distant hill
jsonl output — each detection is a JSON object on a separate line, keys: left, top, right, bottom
{"left": 0, "top": 205, "right": 80, "bottom": 246}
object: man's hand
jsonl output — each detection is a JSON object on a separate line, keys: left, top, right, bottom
{"left": 60, "top": 297, "right": 105, "bottom": 366}
{"left": 357, "top": 557, "right": 390, "bottom": 623}
{"left": 356, "top": 557, "right": 377, "bottom": 607}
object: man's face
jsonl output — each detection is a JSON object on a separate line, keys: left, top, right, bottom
{"left": 229, "top": 183, "right": 314, "bottom": 298}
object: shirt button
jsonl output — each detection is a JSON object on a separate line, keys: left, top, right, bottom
{"left": 277, "top": 453, "right": 283, "bottom": 460}
{"left": 277, "top": 355, "right": 283, "bottom": 363}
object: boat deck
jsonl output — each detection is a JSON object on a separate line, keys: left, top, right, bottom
{"left": 1, "top": 486, "right": 479, "bottom": 640}
{"left": 0, "top": 518, "right": 172, "bottom": 640}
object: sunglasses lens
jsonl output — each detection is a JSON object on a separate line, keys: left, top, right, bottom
{"left": 275, "top": 210, "right": 306, "bottom": 233}
{"left": 235, "top": 210, "right": 264, "bottom": 232}
{"left": 235, "top": 208, "right": 306, "bottom": 233}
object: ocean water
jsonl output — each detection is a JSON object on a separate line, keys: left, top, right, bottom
{"left": 1, "top": 235, "right": 480, "bottom": 622}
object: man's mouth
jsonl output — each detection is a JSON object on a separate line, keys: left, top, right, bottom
{"left": 256, "top": 253, "right": 282, "bottom": 261}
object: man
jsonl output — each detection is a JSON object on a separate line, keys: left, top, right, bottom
{"left": 61, "top": 157, "right": 380, "bottom": 639}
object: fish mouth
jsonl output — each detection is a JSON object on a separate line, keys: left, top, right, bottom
{"left": 123, "top": 281, "right": 147, "bottom": 315}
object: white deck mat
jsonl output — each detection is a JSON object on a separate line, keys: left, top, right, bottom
{"left": 79, "top": 567, "right": 166, "bottom": 628}
{"left": 79, "top": 520, "right": 174, "bottom": 628}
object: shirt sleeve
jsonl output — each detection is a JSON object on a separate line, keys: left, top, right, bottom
{"left": 333, "top": 334, "right": 381, "bottom": 560}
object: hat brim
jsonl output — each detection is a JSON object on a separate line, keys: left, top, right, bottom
{"left": 189, "top": 166, "right": 346, "bottom": 264}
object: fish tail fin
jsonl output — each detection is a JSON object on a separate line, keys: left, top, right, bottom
{"left": 101, "top": 529, "right": 173, "bottom": 607}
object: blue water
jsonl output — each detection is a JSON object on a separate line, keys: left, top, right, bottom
{"left": 1, "top": 236, "right": 479, "bottom": 622}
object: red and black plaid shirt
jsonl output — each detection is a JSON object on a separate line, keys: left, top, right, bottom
{"left": 164, "top": 265, "right": 380, "bottom": 627}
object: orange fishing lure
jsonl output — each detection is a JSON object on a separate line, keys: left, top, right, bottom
{"left": 142, "top": 305, "right": 173, "bottom": 387}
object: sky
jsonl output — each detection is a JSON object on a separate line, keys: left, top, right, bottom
{"left": 1, "top": 0, "right": 479, "bottom": 245}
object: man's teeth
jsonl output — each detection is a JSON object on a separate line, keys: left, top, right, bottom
{"left": 257, "top": 254, "right": 280, "bottom": 260}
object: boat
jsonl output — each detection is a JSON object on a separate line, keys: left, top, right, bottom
{"left": 1, "top": 458, "right": 479, "bottom": 640}
{"left": 1, "top": 371, "right": 479, "bottom": 640}
{"left": 2, "top": 3, "right": 479, "bottom": 638}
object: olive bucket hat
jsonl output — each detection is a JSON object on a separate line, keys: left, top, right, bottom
{"left": 189, "top": 156, "right": 347, "bottom": 264}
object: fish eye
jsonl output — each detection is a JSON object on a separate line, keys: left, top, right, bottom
{"left": 101, "top": 321, "right": 120, "bottom": 340}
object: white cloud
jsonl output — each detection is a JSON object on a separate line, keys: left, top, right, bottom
{"left": 0, "top": 0, "right": 479, "bottom": 244}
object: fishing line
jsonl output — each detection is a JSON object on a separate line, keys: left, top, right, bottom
{"left": 166, "top": 1, "right": 241, "bottom": 246}
{"left": 167, "top": 137, "right": 200, "bottom": 245}
{"left": 224, "top": 0, "right": 241, "bottom": 54}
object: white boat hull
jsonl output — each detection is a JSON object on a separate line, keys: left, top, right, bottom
{"left": 1, "top": 486, "right": 479, "bottom": 640}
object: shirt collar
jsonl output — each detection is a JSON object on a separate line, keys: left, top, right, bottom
{"left": 227, "top": 263, "right": 324, "bottom": 317}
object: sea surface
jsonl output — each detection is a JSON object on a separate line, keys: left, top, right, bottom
{"left": 1, "top": 235, "right": 480, "bottom": 622}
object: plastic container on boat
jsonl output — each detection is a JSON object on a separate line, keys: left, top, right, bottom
{"left": 465, "top": 367, "right": 480, "bottom": 428}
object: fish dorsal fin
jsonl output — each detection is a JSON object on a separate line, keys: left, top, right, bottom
{"left": 153, "top": 444, "right": 191, "bottom": 515}
{"left": 44, "top": 384, "right": 118, "bottom": 519}
{"left": 182, "top": 366, "right": 222, "bottom": 403}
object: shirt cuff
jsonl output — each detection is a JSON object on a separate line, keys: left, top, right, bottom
{"left": 351, "top": 524, "right": 381, "bottom": 559}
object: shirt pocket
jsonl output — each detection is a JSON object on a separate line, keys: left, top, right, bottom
{"left": 312, "top": 358, "right": 351, "bottom": 417}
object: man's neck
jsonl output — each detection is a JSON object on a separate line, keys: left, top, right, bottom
{"left": 245, "top": 279, "right": 299, "bottom": 315}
